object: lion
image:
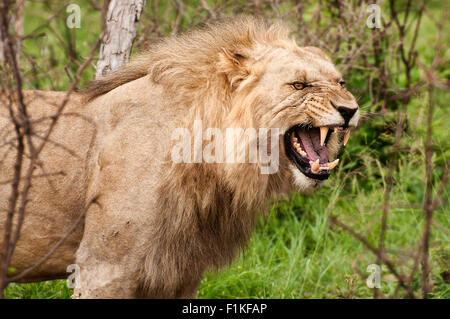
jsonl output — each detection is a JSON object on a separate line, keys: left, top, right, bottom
{"left": 0, "top": 16, "right": 359, "bottom": 298}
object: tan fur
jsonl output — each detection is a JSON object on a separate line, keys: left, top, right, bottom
{"left": 0, "top": 16, "right": 359, "bottom": 298}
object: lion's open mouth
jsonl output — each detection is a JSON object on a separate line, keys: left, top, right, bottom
{"left": 284, "top": 125, "right": 347, "bottom": 180}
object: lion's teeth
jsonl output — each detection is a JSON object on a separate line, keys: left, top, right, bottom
{"left": 320, "top": 127, "right": 329, "bottom": 146}
{"left": 292, "top": 140, "right": 307, "bottom": 157}
{"left": 311, "top": 159, "right": 320, "bottom": 172}
{"left": 343, "top": 128, "right": 351, "bottom": 146}
{"left": 293, "top": 142, "right": 307, "bottom": 157}
{"left": 327, "top": 159, "right": 339, "bottom": 170}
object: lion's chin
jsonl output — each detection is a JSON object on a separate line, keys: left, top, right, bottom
{"left": 288, "top": 164, "right": 325, "bottom": 193}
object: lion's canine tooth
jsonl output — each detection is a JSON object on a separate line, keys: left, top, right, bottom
{"left": 320, "top": 127, "right": 329, "bottom": 146}
{"left": 327, "top": 159, "right": 339, "bottom": 170}
{"left": 343, "top": 128, "right": 351, "bottom": 146}
{"left": 311, "top": 159, "right": 320, "bottom": 172}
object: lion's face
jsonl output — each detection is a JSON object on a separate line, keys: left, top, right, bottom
{"left": 248, "top": 45, "right": 360, "bottom": 192}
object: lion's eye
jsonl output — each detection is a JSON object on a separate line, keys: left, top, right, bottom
{"left": 292, "top": 82, "right": 308, "bottom": 90}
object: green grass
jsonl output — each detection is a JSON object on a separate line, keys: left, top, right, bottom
{"left": 197, "top": 157, "right": 449, "bottom": 299}
{"left": 3, "top": 1, "right": 449, "bottom": 299}
{"left": 5, "top": 280, "right": 72, "bottom": 299}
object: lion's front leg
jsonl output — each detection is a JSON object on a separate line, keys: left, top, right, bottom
{"left": 71, "top": 261, "right": 139, "bottom": 299}
{"left": 72, "top": 199, "right": 146, "bottom": 298}
{"left": 73, "top": 193, "right": 203, "bottom": 299}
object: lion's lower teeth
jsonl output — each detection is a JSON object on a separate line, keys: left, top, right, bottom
{"left": 309, "top": 159, "right": 340, "bottom": 172}
{"left": 310, "top": 159, "right": 320, "bottom": 172}
{"left": 327, "top": 159, "right": 339, "bottom": 170}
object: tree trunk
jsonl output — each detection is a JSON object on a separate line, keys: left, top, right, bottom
{"left": 95, "top": 0, "right": 146, "bottom": 78}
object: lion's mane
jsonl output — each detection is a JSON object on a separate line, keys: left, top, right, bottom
{"left": 86, "top": 17, "right": 292, "bottom": 297}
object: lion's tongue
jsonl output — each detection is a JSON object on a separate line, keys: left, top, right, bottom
{"left": 297, "top": 128, "right": 328, "bottom": 163}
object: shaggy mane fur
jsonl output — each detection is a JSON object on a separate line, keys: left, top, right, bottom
{"left": 83, "top": 16, "right": 291, "bottom": 101}
{"left": 62, "top": 16, "right": 300, "bottom": 298}
{"left": 96, "top": 17, "right": 293, "bottom": 297}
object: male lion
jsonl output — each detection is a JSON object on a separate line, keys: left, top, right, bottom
{"left": 0, "top": 17, "right": 359, "bottom": 298}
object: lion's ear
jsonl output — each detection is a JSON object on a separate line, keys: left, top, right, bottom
{"left": 218, "top": 48, "right": 249, "bottom": 87}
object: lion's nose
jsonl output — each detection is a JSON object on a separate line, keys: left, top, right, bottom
{"left": 337, "top": 106, "right": 357, "bottom": 126}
